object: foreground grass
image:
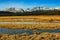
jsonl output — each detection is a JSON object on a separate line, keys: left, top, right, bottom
{"left": 0, "top": 24, "right": 60, "bottom": 30}
{"left": 0, "top": 15, "right": 60, "bottom": 22}
{"left": 0, "top": 32, "right": 60, "bottom": 40}
{"left": 0, "top": 15, "right": 60, "bottom": 30}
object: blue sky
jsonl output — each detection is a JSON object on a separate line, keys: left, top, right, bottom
{"left": 0, "top": 0, "right": 60, "bottom": 10}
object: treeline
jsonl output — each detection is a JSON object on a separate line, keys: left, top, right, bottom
{"left": 0, "top": 10, "right": 60, "bottom": 16}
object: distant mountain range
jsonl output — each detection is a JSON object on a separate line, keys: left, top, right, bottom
{"left": 3, "top": 7, "right": 60, "bottom": 12}
{"left": 0, "top": 7, "right": 60, "bottom": 16}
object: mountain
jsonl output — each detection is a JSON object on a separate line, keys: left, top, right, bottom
{"left": 4, "top": 8, "right": 24, "bottom": 13}
{"left": 0, "top": 7, "right": 60, "bottom": 16}
{"left": 31, "top": 7, "right": 55, "bottom": 12}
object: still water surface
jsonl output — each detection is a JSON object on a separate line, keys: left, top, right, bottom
{"left": 0, "top": 22, "right": 60, "bottom": 34}
{"left": 0, "top": 28, "right": 60, "bottom": 35}
{"left": 0, "top": 22, "right": 60, "bottom": 24}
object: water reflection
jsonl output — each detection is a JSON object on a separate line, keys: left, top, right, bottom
{"left": 0, "top": 22, "right": 60, "bottom": 24}
{"left": 0, "top": 28, "right": 33, "bottom": 35}
{"left": 0, "top": 28, "right": 60, "bottom": 35}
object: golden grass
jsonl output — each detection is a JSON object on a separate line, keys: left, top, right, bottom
{"left": 0, "top": 15, "right": 60, "bottom": 30}
{"left": 0, "top": 16, "right": 60, "bottom": 40}
{"left": 0, "top": 32, "right": 60, "bottom": 40}
{"left": 0, "top": 24, "right": 60, "bottom": 30}
{"left": 0, "top": 15, "right": 60, "bottom": 22}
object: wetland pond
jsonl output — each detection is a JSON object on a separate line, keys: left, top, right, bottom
{"left": 0, "top": 28, "right": 60, "bottom": 35}
{"left": 0, "top": 22, "right": 60, "bottom": 35}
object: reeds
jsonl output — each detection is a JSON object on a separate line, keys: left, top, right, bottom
{"left": 0, "top": 15, "right": 60, "bottom": 22}
{"left": 0, "top": 32, "right": 60, "bottom": 40}
{"left": 0, "top": 24, "right": 60, "bottom": 30}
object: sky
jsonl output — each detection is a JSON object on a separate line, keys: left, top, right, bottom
{"left": 0, "top": 0, "right": 60, "bottom": 10}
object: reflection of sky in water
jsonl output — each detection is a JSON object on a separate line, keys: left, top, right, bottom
{"left": 0, "top": 22, "right": 60, "bottom": 24}
{"left": 0, "top": 28, "right": 60, "bottom": 35}
{"left": 0, "top": 28, "right": 33, "bottom": 35}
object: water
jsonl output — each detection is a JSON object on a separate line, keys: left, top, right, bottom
{"left": 0, "top": 28, "right": 60, "bottom": 35}
{"left": 0, "top": 28, "right": 33, "bottom": 35}
{"left": 0, "top": 22, "right": 60, "bottom": 34}
{"left": 0, "top": 22, "right": 60, "bottom": 24}
{"left": 36, "top": 29, "right": 60, "bottom": 33}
